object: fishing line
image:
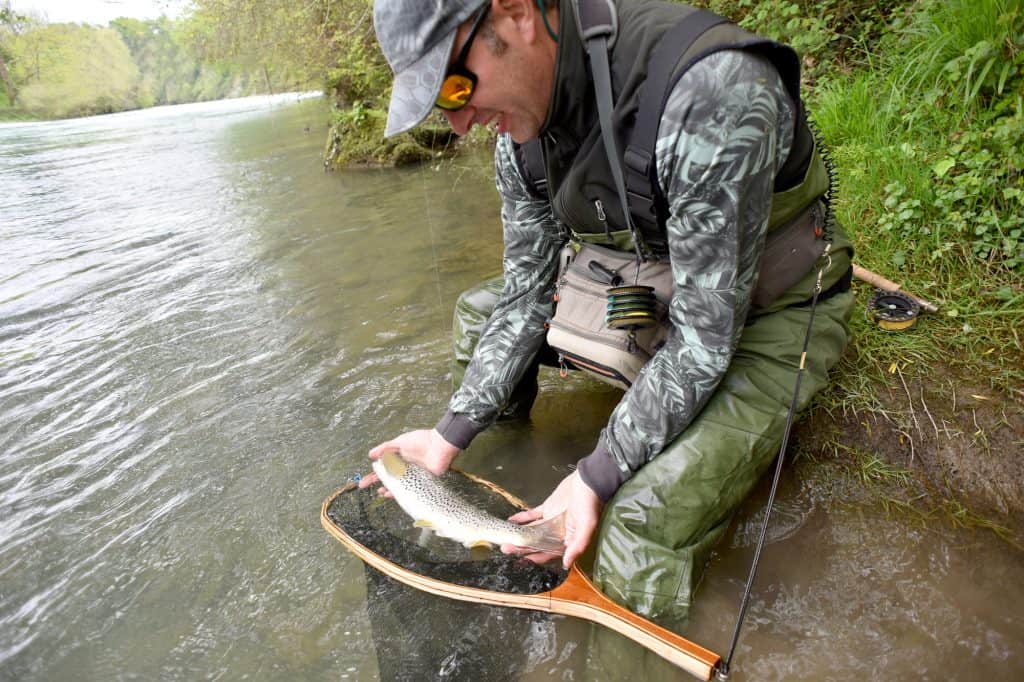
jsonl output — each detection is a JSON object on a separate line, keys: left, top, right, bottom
{"left": 418, "top": 157, "right": 449, "bottom": 333}
{"left": 718, "top": 116, "right": 841, "bottom": 677}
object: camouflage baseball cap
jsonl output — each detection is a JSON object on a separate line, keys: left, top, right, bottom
{"left": 374, "top": 0, "right": 490, "bottom": 137}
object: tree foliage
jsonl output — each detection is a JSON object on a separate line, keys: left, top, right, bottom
{"left": 0, "top": 0, "right": 33, "bottom": 105}
{"left": 183, "top": 0, "right": 387, "bottom": 106}
{"left": 9, "top": 23, "right": 140, "bottom": 117}
{"left": 1, "top": 10, "right": 297, "bottom": 119}
{"left": 109, "top": 16, "right": 273, "bottom": 107}
{"left": 2, "top": 0, "right": 386, "bottom": 119}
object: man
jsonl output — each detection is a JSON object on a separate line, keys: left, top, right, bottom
{"left": 361, "top": 0, "right": 854, "bottom": 624}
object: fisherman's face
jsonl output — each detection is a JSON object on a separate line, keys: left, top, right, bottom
{"left": 441, "top": 0, "right": 557, "bottom": 144}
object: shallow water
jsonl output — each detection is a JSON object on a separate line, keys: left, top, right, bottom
{"left": 1, "top": 95, "right": 1021, "bottom": 681}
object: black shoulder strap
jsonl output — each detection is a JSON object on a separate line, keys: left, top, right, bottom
{"left": 623, "top": 10, "right": 728, "bottom": 248}
{"left": 513, "top": 139, "right": 548, "bottom": 200}
{"left": 577, "top": 0, "right": 653, "bottom": 259}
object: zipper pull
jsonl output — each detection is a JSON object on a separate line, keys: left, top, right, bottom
{"left": 558, "top": 355, "right": 569, "bottom": 379}
{"left": 595, "top": 199, "right": 613, "bottom": 242}
{"left": 558, "top": 244, "right": 574, "bottom": 280}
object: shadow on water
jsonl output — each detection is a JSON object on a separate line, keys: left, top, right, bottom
{"left": 1, "top": 94, "right": 1022, "bottom": 681}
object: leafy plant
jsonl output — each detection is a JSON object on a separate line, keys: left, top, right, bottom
{"left": 931, "top": 110, "right": 1024, "bottom": 270}
{"left": 877, "top": 182, "right": 924, "bottom": 268}
{"left": 896, "top": 0, "right": 1023, "bottom": 118}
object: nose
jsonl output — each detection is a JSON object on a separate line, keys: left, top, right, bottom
{"left": 443, "top": 107, "right": 475, "bottom": 136}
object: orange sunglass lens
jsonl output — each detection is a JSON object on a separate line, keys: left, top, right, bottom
{"left": 437, "top": 75, "right": 474, "bottom": 110}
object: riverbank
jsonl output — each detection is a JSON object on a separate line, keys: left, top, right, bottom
{"left": 0, "top": 105, "right": 38, "bottom": 122}
{"left": 321, "top": 106, "right": 493, "bottom": 169}
{"left": 798, "top": 329, "right": 1024, "bottom": 549}
{"left": 796, "top": 0, "right": 1024, "bottom": 545}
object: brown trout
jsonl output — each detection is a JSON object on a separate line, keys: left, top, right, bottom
{"left": 371, "top": 451, "right": 565, "bottom": 553}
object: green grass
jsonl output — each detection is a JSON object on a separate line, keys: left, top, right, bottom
{"left": 787, "top": 0, "right": 1024, "bottom": 402}
{"left": 896, "top": 0, "right": 1023, "bottom": 111}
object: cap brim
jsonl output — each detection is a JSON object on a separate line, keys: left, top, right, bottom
{"left": 384, "top": 31, "right": 457, "bottom": 138}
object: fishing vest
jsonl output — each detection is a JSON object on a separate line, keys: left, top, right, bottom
{"left": 516, "top": 0, "right": 842, "bottom": 307}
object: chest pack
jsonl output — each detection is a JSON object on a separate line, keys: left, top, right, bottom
{"left": 528, "top": 0, "right": 833, "bottom": 388}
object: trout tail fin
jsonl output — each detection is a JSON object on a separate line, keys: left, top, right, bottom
{"left": 521, "top": 513, "right": 566, "bottom": 555}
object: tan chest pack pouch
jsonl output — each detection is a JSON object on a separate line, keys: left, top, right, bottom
{"left": 547, "top": 243, "right": 673, "bottom": 389}
{"left": 545, "top": 201, "right": 825, "bottom": 389}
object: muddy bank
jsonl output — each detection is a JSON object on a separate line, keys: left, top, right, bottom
{"left": 321, "top": 104, "right": 493, "bottom": 169}
{"left": 797, "top": 363, "right": 1024, "bottom": 547}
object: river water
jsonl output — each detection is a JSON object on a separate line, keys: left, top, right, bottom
{"left": 1, "top": 95, "right": 1021, "bottom": 681}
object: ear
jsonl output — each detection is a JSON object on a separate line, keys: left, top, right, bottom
{"left": 495, "top": 0, "right": 541, "bottom": 44}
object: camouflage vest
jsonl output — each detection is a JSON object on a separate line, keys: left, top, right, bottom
{"left": 515, "top": 0, "right": 829, "bottom": 256}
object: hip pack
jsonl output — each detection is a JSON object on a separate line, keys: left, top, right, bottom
{"left": 547, "top": 243, "right": 672, "bottom": 389}
{"left": 546, "top": 201, "right": 824, "bottom": 388}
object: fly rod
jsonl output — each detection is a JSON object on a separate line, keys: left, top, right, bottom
{"left": 717, "top": 245, "right": 832, "bottom": 679}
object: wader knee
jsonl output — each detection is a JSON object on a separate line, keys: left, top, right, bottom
{"left": 452, "top": 276, "right": 504, "bottom": 390}
{"left": 591, "top": 290, "right": 854, "bottom": 625}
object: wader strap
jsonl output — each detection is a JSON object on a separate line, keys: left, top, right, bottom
{"left": 623, "top": 10, "right": 728, "bottom": 248}
{"left": 578, "top": 0, "right": 652, "bottom": 261}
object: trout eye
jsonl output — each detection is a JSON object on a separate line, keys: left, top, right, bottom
{"left": 380, "top": 451, "right": 407, "bottom": 478}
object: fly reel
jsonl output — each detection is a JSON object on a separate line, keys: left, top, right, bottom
{"left": 866, "top": 289, "right": 921, "bottom": 332}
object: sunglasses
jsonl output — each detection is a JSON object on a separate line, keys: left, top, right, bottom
{"left": 436, "top": 4, "right": 491, "bottom": 111}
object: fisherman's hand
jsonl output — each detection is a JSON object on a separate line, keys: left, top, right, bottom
{"left": 358, "top": 429, "right": 461, "bottom": 494}
{"left": 503, "top": 471, "right": 602, "bottom": 570}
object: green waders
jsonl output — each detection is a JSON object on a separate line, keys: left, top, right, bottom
{"left": 451, "top": 268, "right": 853, "bottom": 625}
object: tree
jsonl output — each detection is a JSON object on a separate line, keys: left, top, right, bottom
{"left": 10, "top": 23, "right": 141, "bottom": 117}
{"left": 0, "top": 1, "right": 30, "bottom": 105}
{"left": 181, "top": 0, "right": 383, "bottom": 100}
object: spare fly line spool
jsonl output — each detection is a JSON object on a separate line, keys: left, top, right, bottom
{"left": 606, "top": 284, "right": 658, "bottom": 330}
{"left": 866, "top": 289, "right": 921, "bottom": 332}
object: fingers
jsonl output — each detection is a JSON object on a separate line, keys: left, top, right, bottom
{"left": 562, "top": 509, "right": 599, "bottom": 569}
{"left": 561, "top": 479, "right": 601, "bottom": 570}
{"left": 356, "top": 472, "right": 393, "bottom": 498}
{"left": 499, "top": 544, "right": 560, "bottom": 565}
{"left": 367, "top": 441, "right": 401, "bottom": 460}
{"left": 508, "top": 507, "right": 544, "bottom": 524}
{"left": 563, "top": 530, "right": 589, "bottom": 569}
